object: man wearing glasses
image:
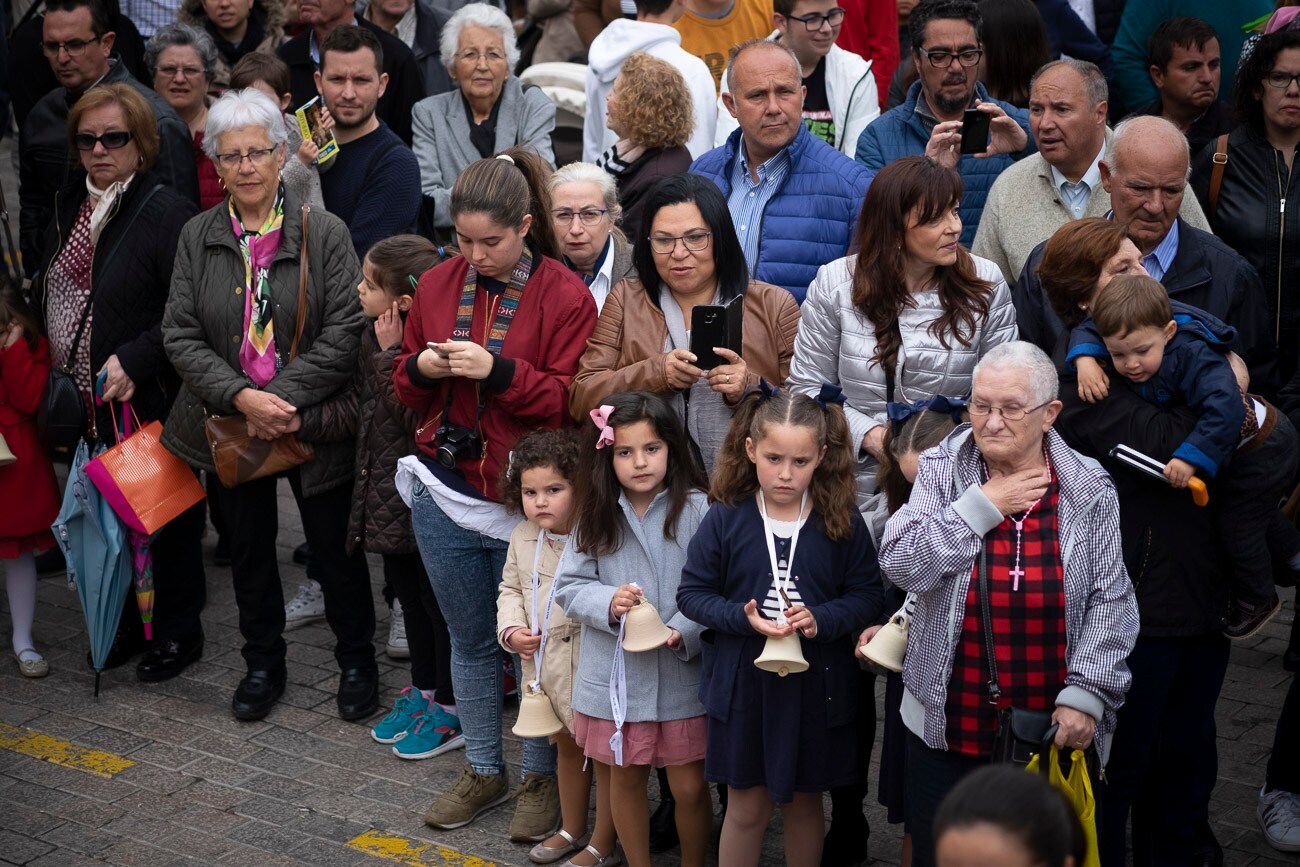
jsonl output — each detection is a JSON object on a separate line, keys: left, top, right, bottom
{"left": 712, "top": 0, "right": 879, "bottom": 158}
{"left": 19, "top": 0, "right": 198, "bottom": 278}
{"left": 854, "top": 0, "right": 1031, "bottom": 247}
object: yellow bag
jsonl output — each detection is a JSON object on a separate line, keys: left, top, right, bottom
{"left": 1026, "top": 745, "right": 1100, "bottom": 867}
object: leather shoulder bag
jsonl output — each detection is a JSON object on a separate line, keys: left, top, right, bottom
{"left": 204, "top": 205, "right": 316, "bottom": 487}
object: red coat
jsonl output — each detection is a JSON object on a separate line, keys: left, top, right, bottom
{"left": 393, "top": 252, "right": 598, "bottom": 501}
{"left": 837, "top": 0, "right": 899, "bottom": 110}
{"left": 0, "top": 335, "right": 60, "bottom": 554}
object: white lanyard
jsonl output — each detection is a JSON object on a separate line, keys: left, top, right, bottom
{"left": 528, "top": 529, "right": 562, "bottom": 690}
{"left": 757, "top": 490, "right": 807, "bottom": 626}
{"left": 609, "top": 615, "right": 628, "bottom": 767}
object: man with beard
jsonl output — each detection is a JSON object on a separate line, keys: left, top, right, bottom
{"left": 853, "top": 0, "right": 1031, "bottom": 248}
{"left": 316, "top": 25, "right": 420, "bottom": 259}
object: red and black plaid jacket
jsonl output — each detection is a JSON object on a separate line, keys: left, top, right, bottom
{"left": 944, "top": 473, "right": 1068, "bottom": 757}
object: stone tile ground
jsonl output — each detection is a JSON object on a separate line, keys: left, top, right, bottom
{"left": 0, "top": 479, "right": 1297, "bottom": 865}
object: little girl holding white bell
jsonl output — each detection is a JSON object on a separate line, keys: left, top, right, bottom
{"left": 496, "top": 429, "right": 614, "bottom": 867}
{"left": 676, "top": 384, "right": 883, "bottom": 867}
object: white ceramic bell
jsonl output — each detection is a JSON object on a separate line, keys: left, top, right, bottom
{"left": 860, "top": 610, "right": 909, "bottom": 674}
{"left": 754, "top": 632, "right": 808, "bottom": 677}
{"left": 622, "top": 595, "right": 672, "bottom": 652}
{"left": 513, "top": 683, "right": 564, "bottom": 738}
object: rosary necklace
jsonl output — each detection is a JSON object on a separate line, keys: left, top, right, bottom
{"left": 984, "top": 446, "right": 1052, "bottom": 592}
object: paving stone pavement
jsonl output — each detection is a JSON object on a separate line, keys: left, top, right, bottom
{"left": 0, "top": 478, "right": 1298, "bottom": 866}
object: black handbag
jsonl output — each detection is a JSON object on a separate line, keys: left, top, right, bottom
{"left": 978, "top": 545, "right": 1060, "bottom": 766}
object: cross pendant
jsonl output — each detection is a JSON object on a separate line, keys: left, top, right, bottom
{"left": 1009, "top": 565, "right": 1024, "bottom": 592}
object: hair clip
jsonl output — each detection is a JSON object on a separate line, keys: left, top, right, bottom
{"left": 886, "top": 395, "right": 968, "bottom": 434}
{"left": 749, "top": 378, "right": 780, "bottom": 403}
{"left": 590, "top": 405, "right": 616, "bottom": 449}
{"left": 407, "top": 274, "right": 418, "bottom": 292}
{"left": 815, "top": 383, "right": 846, "bottom": 412}
{"left": 496, "top": 153, "right": 516, "bottom": 165}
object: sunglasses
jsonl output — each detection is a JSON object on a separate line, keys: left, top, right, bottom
{"left": 73, "top": 131, "right": 133, "bottom": 151}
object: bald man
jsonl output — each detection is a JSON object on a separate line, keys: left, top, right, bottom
{"left": 690, "top": 38, "right": 873, "bottom": 303}
{"left": 1012, "top": 114, "right": 1277, "bottom": 393}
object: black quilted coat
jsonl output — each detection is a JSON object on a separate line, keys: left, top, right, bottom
{"left": 33, "top": 171, "right": 198, "bottom": 444}
{"left": 297, "top": 325, "right": 419, "bottom": 556}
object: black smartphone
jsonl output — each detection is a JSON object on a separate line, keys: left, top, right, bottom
{"left": 959, "top": 107, "right": 991, "bottom": 154}
{"left": 690, "top": 295, "right": 743, "bottom": 370}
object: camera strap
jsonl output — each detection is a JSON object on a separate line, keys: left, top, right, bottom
{"left": 439, "top": 246, "right": 535, "bottom": 430}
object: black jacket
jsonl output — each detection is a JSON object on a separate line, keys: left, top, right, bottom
{"left": 614, "top": 145, "right": 692, "bottom": 238}
{"left": 1012, "top": 217, "right": 1280, "bottom": 396}
{"left": 1053, "top": 342, "right": 1229, "bottom": 638}
{"left": 1191, "top": 124, "right": 1300, "bottom": 382}
{"left": 32, "top": 171, "right": 197, "bottom": 442}
{"left": 1092, "top": 0, "right": 1125, "bottom": 46}
{"left": 408, "top": 0, "right": 454, "bottom": 98}
{"left": 1132, "top": 98, "right": 1235, "bottom": 159}
{"left": 18, "top": 59, "right": 200, "bottom": 278}
{"left": 278, "top": 18, "right": 426, "bottom": 146}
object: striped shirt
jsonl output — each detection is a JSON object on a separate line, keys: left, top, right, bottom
{"left": 760, "top": 516, "right": 806, "bottom": 621}
{"left": 727, "top": 141, "right": 791, "bottom": 278}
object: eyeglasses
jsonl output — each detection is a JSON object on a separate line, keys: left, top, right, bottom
{"left": 1264, "top": 71, "right": 1300, "bottom": 89}
{"left": 213, "top": 147, "right": 278, "bottom": 169}
{"left": 73, "top": 131, "right": 133, "bottom": 151}
{"left": 968, "top": 399, "right": 1052, "bottom": 421}
{"left": 158, "top": 64, "right": 205, "bottom": 79}
{"left": 782, "top": 7, "right": 845, "bottom": 30}
{"left": 41, "top": 36, "right": 100, "bottom": 57}
{"left": 648, "top": 231, "right": 712, "bottom": 254}
{"left": 553, "top": 208, "right": 608, "bottom": 226}
{"left": 917, "top": 46, "right": 983, "bottom": 68}
{"left": 456, "top": 48, "right": 506, "bottom": 64}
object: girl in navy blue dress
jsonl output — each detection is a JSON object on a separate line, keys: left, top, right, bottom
{"left": 677, "top": 384, "right": 883, "bottom": 867}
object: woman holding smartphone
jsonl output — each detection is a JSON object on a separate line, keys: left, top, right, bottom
{"left": 568, "top": 173, "right": 800, "bottom": 475}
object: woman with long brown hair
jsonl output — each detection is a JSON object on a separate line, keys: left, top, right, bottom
{"left": 786, "top": 154, "right": 1016, "bottom": 863}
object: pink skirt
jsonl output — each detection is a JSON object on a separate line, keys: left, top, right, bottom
{"left": 573, "top": 711, "right": 708, "bottom": 768}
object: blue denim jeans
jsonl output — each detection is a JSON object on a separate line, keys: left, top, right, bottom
{"left": 411, "top": 482, "right": 556, "bottom": 777}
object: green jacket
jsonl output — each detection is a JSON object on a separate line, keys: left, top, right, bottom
{"left": 161, "top": 191, "right": 366, "bottom": 496}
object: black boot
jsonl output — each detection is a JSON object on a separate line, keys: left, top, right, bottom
{"left": 649, "top": 766, "right": 678, "bottom": 853}
{"left": 821, "top": 785, "right": 870, "bottom": 867}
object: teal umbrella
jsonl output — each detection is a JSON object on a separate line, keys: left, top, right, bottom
{"left": 52, "top": 440, "right": 133, "bottom": 696}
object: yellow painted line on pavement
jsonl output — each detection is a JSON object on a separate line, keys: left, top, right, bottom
{"left": 346, "top": 830, "right": 499, "bottom": 866}
{"left": 0, "top": 721, "right": 135, "bottom": 779}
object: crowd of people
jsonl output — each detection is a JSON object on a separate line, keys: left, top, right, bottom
{"left": 2, "top": 0, "right": 1300, "bottom": 864}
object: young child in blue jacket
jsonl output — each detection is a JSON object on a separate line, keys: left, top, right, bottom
{"left": 676, "top": 384, "right": 882, "bottom": 867}
{"left": 1069, "top": 274, "right": 1300, "bottom": 640}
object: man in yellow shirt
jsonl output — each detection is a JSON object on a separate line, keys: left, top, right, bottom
{"left": 674, "top": 0, "right": 774, "bottom": 89}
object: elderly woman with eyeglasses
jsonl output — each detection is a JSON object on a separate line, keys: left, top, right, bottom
{"left": 32, "top": 83, "right": 204, "bottom": 680}
{"left": 162, "top": 88, "right": 376, "bottom": 724}
{"left": 148, "top": 23, "right": 226, "bottom": 209}
{"left": 411, "top": 3, "right": 557, "bottom": 241}
{"left": 878, "top": 340, "right": 1138, "bottom": 867}
{"left": 569, "top": 173, "right": 799, "bottom": 475}
{"left": 549, "top": 162, "right": 634, "bottom": 313}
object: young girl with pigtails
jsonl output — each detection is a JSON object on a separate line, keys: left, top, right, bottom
{"left": 676, "top": 382, "right": 884, "bottom": 867}
{"left": 553, "top": 390, "right": 712, "bottom": 867}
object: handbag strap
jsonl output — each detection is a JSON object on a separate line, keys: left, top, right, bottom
{"left": 1207, "top": 133, "right": 1229, "bottom": 222}
{"left": 288, "top": 205, "right": 310, "bottom": 361}
{"left": 978, "top": 544, "right": 1002, "bottom": 703}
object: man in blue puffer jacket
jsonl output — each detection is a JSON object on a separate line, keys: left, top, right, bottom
{"left": 691, "top": 39, "right": 874, "bottom": 304}
{"left": 854, "top": 0, "right": 1033, "bottom": 247}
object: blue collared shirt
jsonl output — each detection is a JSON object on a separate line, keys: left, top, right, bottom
{"left": 728, "top": 141, "right": 791, "bottom": 276}
{"left": 1049, "top": 145, "right": 1104, "bottom": 219}
{"left": 1141, "top": 219, "right": 1180, "bottom": 282}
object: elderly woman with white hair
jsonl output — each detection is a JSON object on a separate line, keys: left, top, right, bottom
{"left": 162, "top": 87, "right": 375, "bottom": 724}
{"left": 411, "top": 2, "right": 557, "bottom": 239}
{"left": 877, "top": 340, "right": 1139, "bottom": 867}
{"left": 549, "top": 162, "right": 634, "bottom": 312}
{"left": 147, "top": 23, "right": 225, "bottom": 209}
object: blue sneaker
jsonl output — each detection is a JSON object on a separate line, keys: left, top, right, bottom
{"left": 371, "top": 687, "right": 429, "bottom": 744}
{"left": 392, "top": 705, "right": 466, "bottom": 760}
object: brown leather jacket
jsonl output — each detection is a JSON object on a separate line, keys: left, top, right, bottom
{"left": 569, "top": 277, "right": 801, "bottom": 418}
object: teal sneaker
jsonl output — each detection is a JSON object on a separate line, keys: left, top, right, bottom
{"left": 393, "top": 705, "right": 466, "bottom": 760}
{"left": 371, "top": 687, "right": 429, "bottom": 744}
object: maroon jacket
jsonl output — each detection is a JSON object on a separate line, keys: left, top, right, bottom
{"left": 392, "top": 252, "right": 597, "bottom": 501}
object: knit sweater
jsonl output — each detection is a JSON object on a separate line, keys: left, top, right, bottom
{"left": 971, "top": 138, "right": 1210, "bottom": 287}
{"left": 319, "top": 122, "right": 421, "bottom": 262}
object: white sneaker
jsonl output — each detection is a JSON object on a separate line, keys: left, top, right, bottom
{"left": 284, "top": 580, "right": 325, "bottom": 629}
{"left": 387, "top": 599, "right": 409, "bottom": 659}
{"left": 1259, "top": 786, "right": 1300, "bottom": 852}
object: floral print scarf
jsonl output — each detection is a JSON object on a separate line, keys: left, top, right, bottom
{"left": 229, "top": 188, "right": 285, "bottom": 387}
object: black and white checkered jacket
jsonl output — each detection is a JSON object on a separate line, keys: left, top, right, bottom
{"left": 879, "top": 426, "right": 1140, "bottom": 763}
